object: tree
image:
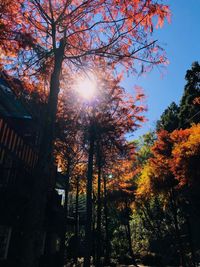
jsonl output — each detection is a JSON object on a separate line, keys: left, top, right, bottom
{"left": 0, "top": 1, "right": 23, "bottom": 56}
{"left": 156, "top": 102, "right": 179, "bottom": 132}
{"left": 54, "top": 82, "right": 89, "bottom": 265}
{"left": 171, "top": 124, "right": 200, "bottom": 266}
{"left": 100, "top": 140, "right": 140, "bottom": 261}
{"left": 136, "top": 125, "right": 200, "bottom": 266}
{"left": 178, "top": 62, "right": 200, "bottom": 128}
{"left": 55, "top": 133, "right": 84, "bottom": 266}
{"left": 1, "top": 0, "right": 171, "bottom": 178}
{"left": 171, "top": 124, "right": 200, "bottom": 188}
{"left": 81, "top": 68, "right": 145, "bottom": 266}
{"left": 55, "top": 65, "right": 146, "bottom": 266}
{"left": 156, "top": 62, "right": 200, "bottom": 133}
{"left": 132, "top": 133, "right": 174, "bottom": 265}
{"left": 136, "top": 130, "right": 187, "bottom": 266}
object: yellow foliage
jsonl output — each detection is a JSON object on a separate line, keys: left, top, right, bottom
{"left": 136, "top": 163, "right": 154, "bottom": 199}
{"left": 136, "top": 124, "right": 200, "bottom": 200}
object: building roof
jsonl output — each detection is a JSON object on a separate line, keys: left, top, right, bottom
{"left": 0, "top": 75, "right": 32, "bottom": 119}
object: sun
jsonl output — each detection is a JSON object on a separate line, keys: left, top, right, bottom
{"left": 76, "top": 72, "right": 97, "bottom": 100}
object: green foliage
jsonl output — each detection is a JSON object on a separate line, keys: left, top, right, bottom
{"left": 157, "top": 61, "right": 200, "bottom": 132}
{"left": 108, "top": 62, "right": 200, "bottom": 265}
{"left": 156, "top": 102, "right": 180, "bottom": 132}
{"left": 179, "top": 61, "right": 200, "bottom": 128}
{"left": 132, "top": 192, "right": 193, "bottom": 265}
{"left": 133, "top": 131, "right": 156, "bottom": 167}
{"left": 104, "top": 203, "right": 129, "bottom": 260}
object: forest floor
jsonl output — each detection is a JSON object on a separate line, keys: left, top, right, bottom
{"left": 64, "top": 259, "right": 179, "bottom": 267}
{"left": 65, "top": 264, "right": 174, "bottom": 267}
{"left": 64, "top": 264, "right": 150, "bottom": 266}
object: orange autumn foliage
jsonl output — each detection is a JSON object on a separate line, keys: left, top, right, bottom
{"left": 0, "top": 0, "right": 170, "bottom": 78}
{"left": 136, "top": 124, "right": 200, "bottom": 199}
{"left": 171, "top": 124, "right": 200, "bottom": 187}
{"left": 108, "top": 158, "right": 134, "bottom": 192}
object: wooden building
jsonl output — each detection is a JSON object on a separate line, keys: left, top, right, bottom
{"left": 0, "top": 73, "right": 65, "bottom": 267}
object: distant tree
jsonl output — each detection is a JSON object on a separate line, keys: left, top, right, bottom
{"left": 55, "top": 133, "right": 84, "bottom": 266}
{"left": 132, "top": 132, "right": 174, "bottom": 265}
{"left": 156, "top": 62, "right": 200, "bottom": 132}
{"left": 171, "top": 124, "right": 200, "bottom": 266}
{"left": 136, "top": 125, "right": 200, "bottom": 266}
{"left": 133, "top": 131, "right": 156, "bottom": 168}
{"left": 171, "top": 124, "right": 200, "bottom": 193}
{"left": 156, "top": 102, "right": 179, "bottom": 132}
{"left": 136, "top": 130, "right": 186, "bottom": 266}
{"left": 83, "top": 70, "right": 145, "bottom": 267}
{"left": 106, "top": 155, "right": 138, "bottom": 266}
{"left": 56, "top": 66, "right": 146, "bottom": 266}
{"left": 178, "top": 62, "right": 200, "bottom": 128}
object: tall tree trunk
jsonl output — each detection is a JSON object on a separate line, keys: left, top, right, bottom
{"left": 169, "top": 189, "right": 186, "bottom": 267}
{"left": 96, "top": 146, "right": 102, "bottom": 267}
{"left": 126, "top": 219, "right": 138, "bottom": 266}
{"left": 21, "top": 42, "right": 65, "bottom": 267}
{"left": 186, "top": 215, "right": 196, "bottom": 267}
{"left": 74, "top": 175, "right": 80, "bottom": 264}
{"left": 127, "top": 220, "right": 133, "bottom": 257}
{"left": 60, "top": 158, "right": 71, "bottom": 267}
{"left": 92, "top": 197, "right": 96, "bottom": 265}
{"left": 125, "top": 201, "right": 138, "bottom": 267}
{"left": 84, "top": 124, "right": 95, "bottom": 267}
{"left": 103, "top": 175, "right": 110, "bottom": 265}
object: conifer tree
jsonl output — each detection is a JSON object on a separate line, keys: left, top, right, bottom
{"left": 179, "top": 62, "right": 200, "bottom": 128}
{"left": 156, "top": 102, "right": 179, "bottom": 132}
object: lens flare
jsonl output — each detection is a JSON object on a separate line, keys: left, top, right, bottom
{"left": 76, "top": 72, "right": 97, "bottom": 99}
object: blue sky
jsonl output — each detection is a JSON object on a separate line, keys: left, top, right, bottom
{"left": 123, "top": 0, "right": 200, "bottom": 139}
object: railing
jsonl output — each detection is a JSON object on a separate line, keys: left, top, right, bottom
{"left": 0, "top": 118, "right": 38, "bottom": 169}
{"left": 0, "top": 118, "right": 39, "bottom": 187}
